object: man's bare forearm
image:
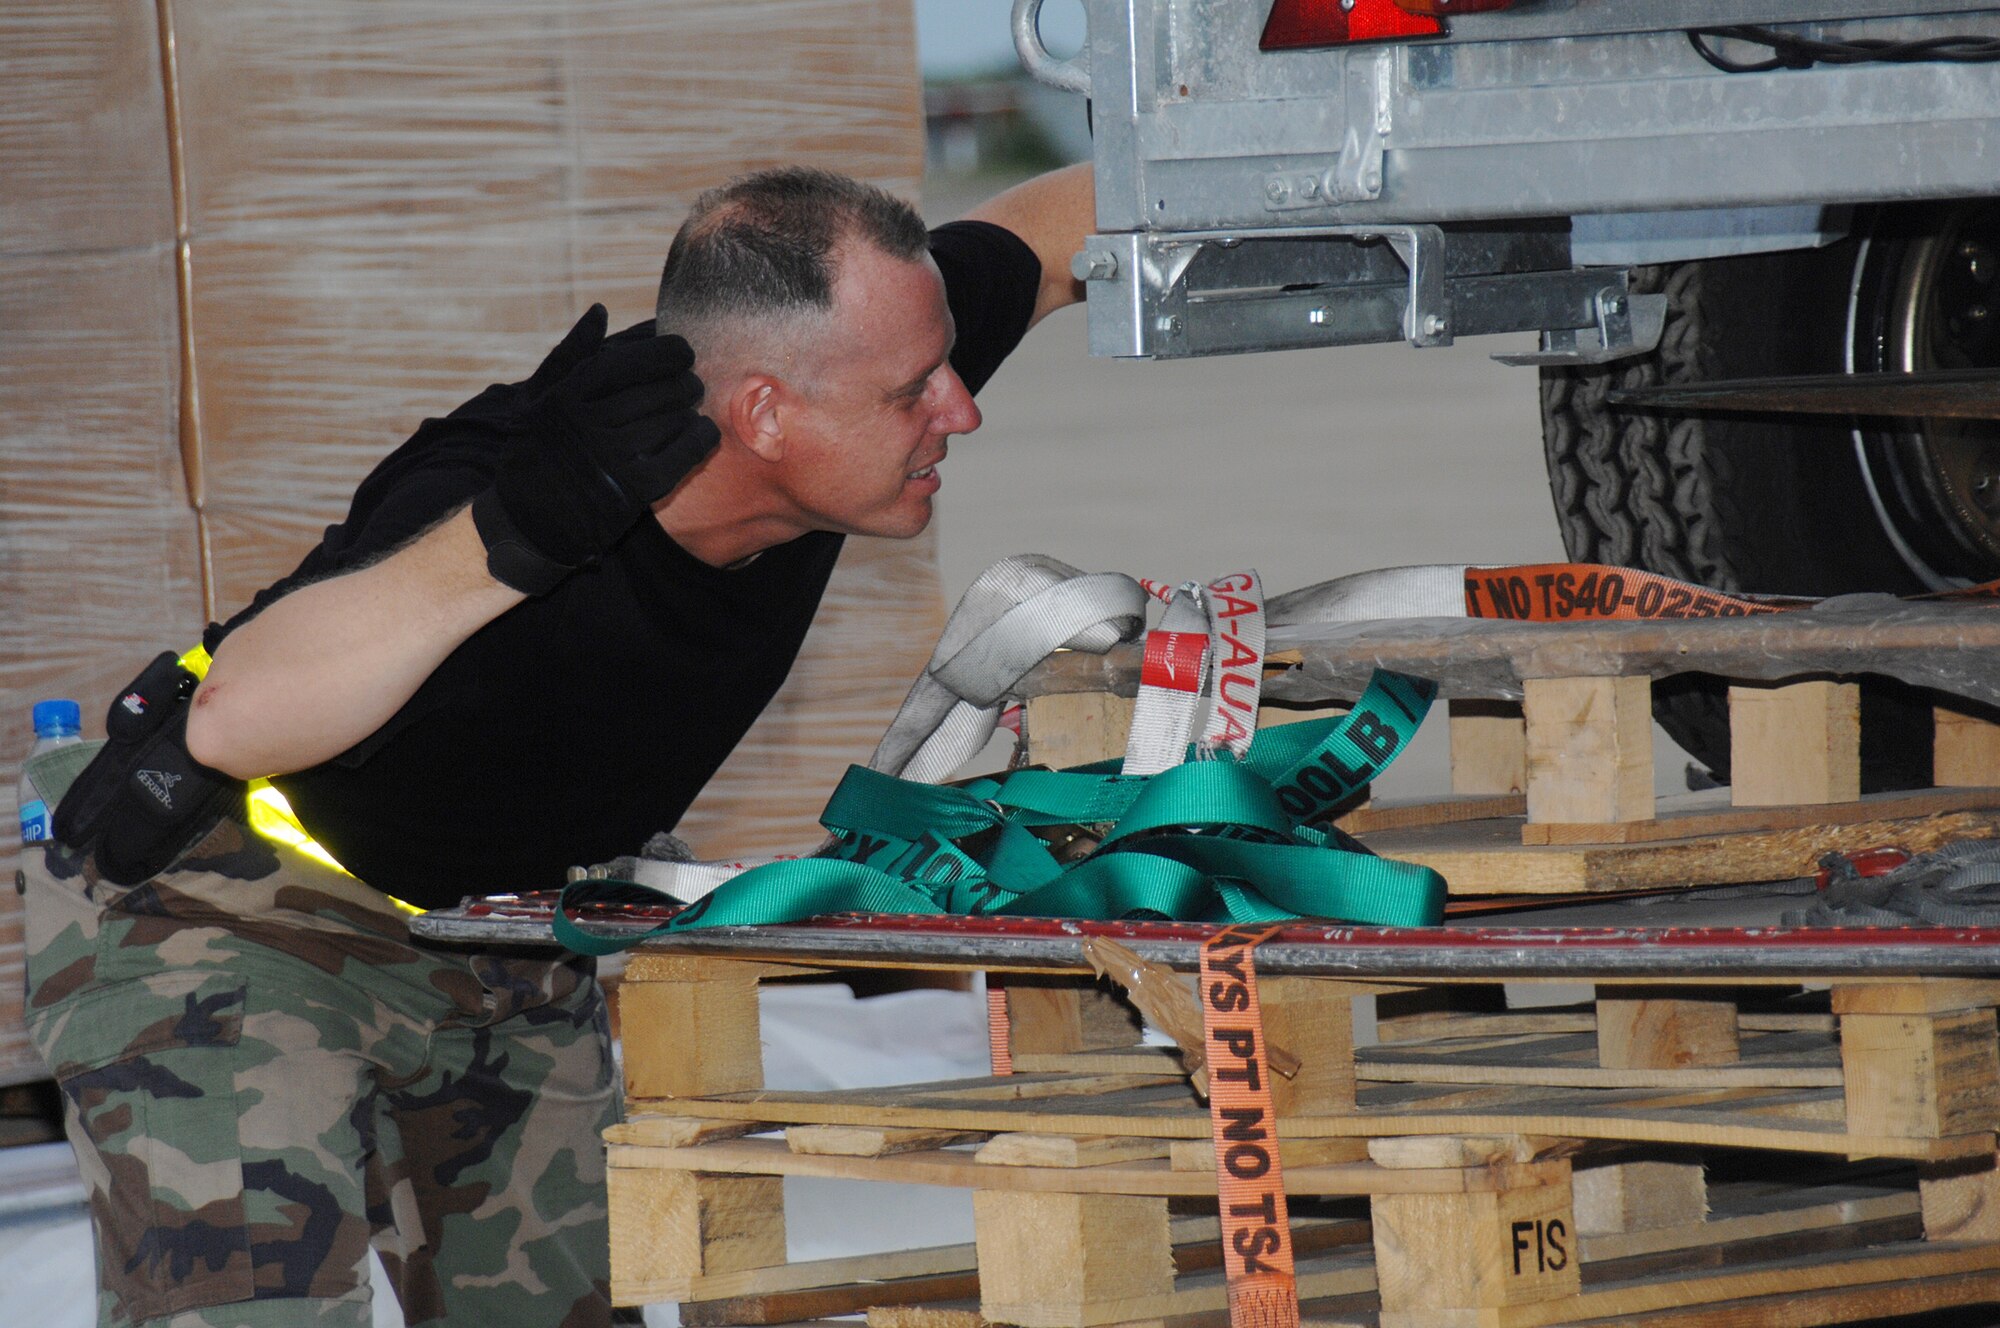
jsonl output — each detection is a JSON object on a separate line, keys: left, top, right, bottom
{"left": 184, "top": 506, "right": 523, "bottom": 780}
{"left": 963, "top": 161, "right": 1095, "bottom": 328}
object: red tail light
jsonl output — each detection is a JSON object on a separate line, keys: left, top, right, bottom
{"left": 1261, "top": 0, "right": 1443, "bottom": 50}
{"left": 1261, "top": 0, "right": 1512, "bottom": 50}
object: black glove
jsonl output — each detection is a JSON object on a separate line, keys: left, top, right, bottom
{"left": 472, "top": 304, "right": 721, "bottom": 594}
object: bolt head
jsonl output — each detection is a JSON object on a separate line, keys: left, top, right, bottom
{"left": 1265, "top": 178, "right": 1292, "bottom": 203}
{"left": 1421, "top": 313, "right": 1448, "bottom": 337}
{"left": 1071, "top": 249, "right": 1119, "bottom": 282}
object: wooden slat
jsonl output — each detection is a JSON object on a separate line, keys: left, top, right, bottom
{"left": 680, "top": 1215, "right": 1369, "bottom": 1327}
{"left": 613, "top": 1136, "right": 1578, "bottom": 1197}
{"left": 1336, "top": 792, "right": 1525, "bottom": 834}
{"left": 1522, "top": 786, "right": 2000, "bottom": 847}
{"left": 1554, "top": 1265, "right": 2000, "bottom": 1328}
{"left": 1362, "top": 805, "right": 2000, "bottom": 893}
{"left": 1359, "top": 1029, "right": 1839, "bottom": 1090}
{"left": 976, "top": 1133, "right": 1172, "bottom": 1168}
{"left": 1496, "top": 1238, "right": 2000, "bottom": 1328}
{"left": 787, "top": 1125, "right": 986, "bottom": 1157}
{"left": 629, "top": 1073, "right": 1999, "bottom": 1158}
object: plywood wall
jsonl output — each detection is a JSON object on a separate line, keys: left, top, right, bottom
{"left": 0, "top": 0, "right": 936, "bottom": 1086}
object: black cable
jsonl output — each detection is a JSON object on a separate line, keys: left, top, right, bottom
{"left": 1689, "top": 25, "right": 2000, "bottom": 74}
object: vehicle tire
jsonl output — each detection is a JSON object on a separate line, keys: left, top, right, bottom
{"left": 1537, "top": 211, "right": 2000, "bottom": 791}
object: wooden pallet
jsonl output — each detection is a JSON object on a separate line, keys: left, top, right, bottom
{"left": 1022, "top": 634, "right": 2000, "bottom": 895}
{"left": 605, "top": 954, "right": 2000, "bottom": 1328}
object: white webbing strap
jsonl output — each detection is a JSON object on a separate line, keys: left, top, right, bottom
{"left": 1123, "top": 583, "right": 1212, "bottom": 776}
{"left": 1200, "top": 571, "right": 1265, "bottom": 760}
{"left": 1266, "top": 563, "right": 1470, "bottom": 623}
{"left": 870, "top": 555, "right": 1150, "bottom": 783}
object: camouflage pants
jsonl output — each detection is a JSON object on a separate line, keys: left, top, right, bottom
{"left": 23, "top": 819, "right": 620, "bottom": 1327}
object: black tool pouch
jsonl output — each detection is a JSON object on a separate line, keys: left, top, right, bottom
{"left": 54, "top": 652, "right": 245, "bottom": 885}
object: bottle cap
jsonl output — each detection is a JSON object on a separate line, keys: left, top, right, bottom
{"left": 32, "top": 699, "right": 81, "bottom": 738}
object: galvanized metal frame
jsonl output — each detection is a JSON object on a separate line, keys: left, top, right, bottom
{"left": 1043, "top": 1, "right": 2000, "bottom": 360}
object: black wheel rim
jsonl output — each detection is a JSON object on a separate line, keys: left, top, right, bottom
{"left": 1850, "top": 203, "right": 2000, "bottom": 585}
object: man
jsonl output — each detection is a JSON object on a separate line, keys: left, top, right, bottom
{"left": 28, "top": 162, "right": 1092, "bottom": 1327}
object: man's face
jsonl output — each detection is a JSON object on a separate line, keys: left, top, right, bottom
{"left": 774, "top": 241, "right": 981, "bottom": 539}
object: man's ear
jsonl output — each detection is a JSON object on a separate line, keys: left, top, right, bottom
{"left": 729, "top": 375, "right": 788, "bottom": 462}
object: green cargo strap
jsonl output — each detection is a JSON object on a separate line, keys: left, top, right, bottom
{"left": 554, "top": 668, "right": 1443, "bottom": 955}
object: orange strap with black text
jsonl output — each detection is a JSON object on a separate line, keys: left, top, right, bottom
{"left": 1200, "top": 925, "right": 1299, "bottom": 1328}
{"left": 1464, "top": 560, "right": 2000, "bottom": 623}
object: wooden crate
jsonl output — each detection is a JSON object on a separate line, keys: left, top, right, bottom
{"left": 605, "top": 953, "right": 2000, "bottom": 1328}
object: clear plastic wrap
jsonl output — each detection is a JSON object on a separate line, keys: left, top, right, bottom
{"left": 1, "top": 0, "right": 927, "bottom": 1085}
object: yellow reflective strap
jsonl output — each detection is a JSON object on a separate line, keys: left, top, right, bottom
{"left": 245, "top": 780, "right": 349, "bottom": 874}
{"left": 244, "top": 781, "right": 422, "bottom": 916}
{"left": 181, "top": 643, "right": 419, "bottom": 917}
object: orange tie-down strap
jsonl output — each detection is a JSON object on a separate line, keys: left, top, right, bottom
{"left": 1464, "top": 560, "right": 2000, "bottom": 623}
{"left": 1200, "top": 925, "right": 1299, "bottom": 1328}
{"left": 987, "top": 978, "right": 1014, "bottom": 1076}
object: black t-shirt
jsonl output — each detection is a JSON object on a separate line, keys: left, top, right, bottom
{"left": 211, "top": 220, "right": 1041, "bottom": 907}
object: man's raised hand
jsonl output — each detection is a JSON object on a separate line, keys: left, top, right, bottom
{"left": 472, "top": 304, "right": 721, "bottom": 594}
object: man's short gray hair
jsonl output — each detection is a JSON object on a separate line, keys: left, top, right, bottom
{"left": 655, "top": 167, "right": 928, "bottom": 359}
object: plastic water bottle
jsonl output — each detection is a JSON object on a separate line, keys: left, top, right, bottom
{"left": 19, "top": 699, "right": 83, "bottom": 845}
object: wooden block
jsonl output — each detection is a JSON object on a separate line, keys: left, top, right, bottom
{"left": 972, "top": 1191, "right": 1174, "bottom": 1328}
{"left": 976, "top": 1133, "right": 1171, "bottom": 1168}
{"left": 1922, "top": 1151, "right": 2000, "bottom": 1242}
{"left": 1006, "top": 977, "right": 1143, "bottom": 1058}
{"left": 1261, "top": 975, "right": 1358, "bottom": 1115}
{"left": 1596, "top": 987, "right": 1741, "bottom": 1070}
{"left": 1169, "top": 1136, "right": 1369, "bottom": 1171}
{"left": 1841, "top": 1007, "right": 2000, "bottom": 1139}
{"left": 1728, "top": 680, "right": 1861, "bottom": 808}
{"left": 1936, "top": 701, "right": 2000, "bottom": 787}
{"left": 1451, "top": 699, "right": 1527, "bottom": 796}
{"left": 1369, "top": 1134, "right": 1541, "bottom": 1170}
{"left": 1024, "top": 692, "right": 1134, "bottom": 770}
{"left": 619, "top": 970, "right": 763, "bottom": 1099}
{"left": 608, "top": 1170, "right": 785, "bottom": 1305}
{"left": 786, "top": 1125, "right": 984, "bottom": 1157}
{"left": 869, "top": 1309, "right": 983, "bottom": 1328}
{"left": 1572, "top": 1158, "right": 1708, "bottom": 1236}
{"left": 1831, "top": 980, "right": 2000, "bottom": 1016}
{"left": 1371, "top": 1156, "right": 1578, "bottom": 1319}
{"left": 606, "top": 1115, "right": 761, "bottom": 1148}
{"left": 1523, "top": 676, "right": 1654, "bottom": 825}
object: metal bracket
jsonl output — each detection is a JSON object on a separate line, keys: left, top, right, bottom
{"left": 1262, "top": 49, "right": 1391, "bottom": 210}
{"left": 1077, "top": 223, "right": 1456, "bottom": 355}
{"left": 1379, "top": 225, "right": 1450, "bottom": 346}
{"left": 1491, "top": 284, "right": 1667, "bottom": 366}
